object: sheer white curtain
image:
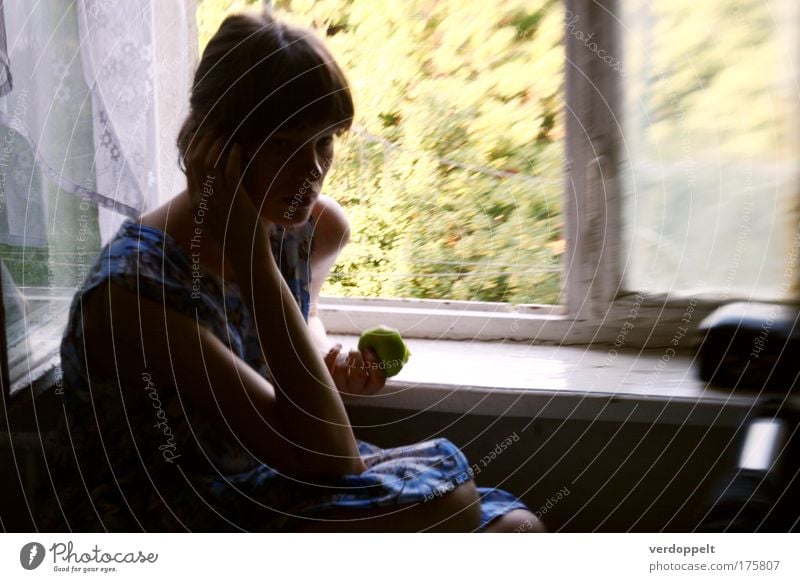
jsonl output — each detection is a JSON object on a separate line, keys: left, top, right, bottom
{"left": 0, "top": 0, "right": 192, "bottom": 360}
{"left": 0, "top": 0, "right": 191, "bottom": 247}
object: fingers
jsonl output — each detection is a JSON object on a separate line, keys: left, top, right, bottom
{"left": 188, "top": 132, "right": 226, "bottom": 187}
{"left": 361, "top": 347, "right": 386, "bottom": 395}
{"left": 225, "top": 143, "right": 258, "bottom": 221}
{"left": 327, "top": 344, "right": 349, "bottom": 390}
{"left": 323, "top": 344, "right": 387, "bottom": 398}
{"left": 345, "top": 348, "right": 368, "bottom": 395}
{"left": 324, "top": 344, "right": 382, "bottom": 397}
{"left": 186, "top": 131, "right": 215, "bottom": 191}
{"left": 224, "top": 143, "right": 242, "bottom": 193}
{"left": 204, "top": 135, "right": 226, "bottom": 173}
{"left": 324, "top": 343, "right": 342, "bottom": 375}
{"left": 221, "top": 142, "right": 242, "bottom": 214}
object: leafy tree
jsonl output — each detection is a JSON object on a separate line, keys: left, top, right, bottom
{"left": 197, "top": 0, "right": 565, "bottom": 304}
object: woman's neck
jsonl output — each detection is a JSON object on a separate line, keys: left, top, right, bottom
{"left": 137, "top": 189, "right": 239, "bottom": 283}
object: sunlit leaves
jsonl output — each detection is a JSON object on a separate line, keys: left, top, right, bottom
{"left": 197, "top": 0, "right": 565, "bottom": 303}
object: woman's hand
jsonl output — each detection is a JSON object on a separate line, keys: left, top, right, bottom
{"left": 185, "top": 131, "right": 273, "bottom": 260}
{"left": 323, "top": 344, "right": 387, "bottom": 397}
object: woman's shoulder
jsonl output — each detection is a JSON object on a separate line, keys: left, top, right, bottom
{"left": 75, "top": 218, "right": 192, "bottom": 299}
{"left": 309, "top": 194, "right": 350, "bottom": 258}
{"left": 71, "top": 217, "right": 235, "bottom": 338}
{"left": 63, "top": 218, "right": 249, "bottom": 381}
{"left": 65, "top": 218, "right": 186, "bottom": 339}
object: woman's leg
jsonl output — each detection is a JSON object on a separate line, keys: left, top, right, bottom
{"left": 483, "top": 509, "right": 547, "bottom": 533}
{"left": 292, "top": 481, "right": 482, "bottom": 532}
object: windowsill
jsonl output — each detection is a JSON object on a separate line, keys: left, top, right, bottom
{"left": 317, "top": 294, "right": 721, "bottom": 347}
{"left": 330, "top": 333, "right": 768, "bottom": 427}
{"left": 5, "top": 316, "right": 773, "bottom": 431}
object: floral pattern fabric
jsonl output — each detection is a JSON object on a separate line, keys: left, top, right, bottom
{"left": 38, "top": 217, "right": 529, "bottom": 532}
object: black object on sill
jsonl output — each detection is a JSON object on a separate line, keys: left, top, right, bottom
{"left": 696, "top": 302, "right": 800, "bottom": 392}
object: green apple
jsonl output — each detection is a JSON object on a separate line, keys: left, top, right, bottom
{"left": 358, "top": 324, "right": 411, "bottom": 378}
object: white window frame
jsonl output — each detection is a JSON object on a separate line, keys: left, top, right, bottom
{"left": 319, "top": 0, "right": 729, "bottom": 348}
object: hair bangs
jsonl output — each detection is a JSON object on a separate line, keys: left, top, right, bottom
{"left": 178, "top": 13, "right": 355, "bottom": 169}
{"left": 239, "top": 28, "right": 353, "bottom": 141}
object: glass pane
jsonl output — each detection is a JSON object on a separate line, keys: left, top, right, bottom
{"left": 620, "top": 0, "right": 800, "bottom": 300}
{"left": 0, "top": 0, "right": 104, "bottom": 390}
{"left": 202, "top": 0, "right": 566, "bottom": 304}
{"left": 0, "top": 116, "right": 103, "bottom": 389}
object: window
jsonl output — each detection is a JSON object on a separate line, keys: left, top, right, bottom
{"left": 553, "top": 0, "right": 799, "bottom": 348}
{"left": 0, "top": 0, "right": 193, "bottom": 394}
{"left": 290, "top": 0, "right": 799, "bottom": 345}
{"left": 197, "top": 0, "right": 567, "bottom": 307}
{"left": 3, "top": 0, "right": 799, "bottom": 398}
{"left": 619, "top": 0, "right": 800, "bottom": 301}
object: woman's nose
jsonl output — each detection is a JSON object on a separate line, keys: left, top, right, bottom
{"left": 289, "top": 142, "right": 322, "bottom": 178}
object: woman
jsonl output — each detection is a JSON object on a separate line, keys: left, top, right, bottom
{"left": 41, "top": 11, "right": 544, "bottom": 533}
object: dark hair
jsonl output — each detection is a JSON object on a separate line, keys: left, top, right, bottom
{"left": 177, "top": 11, "right": 354, "bottom": 171}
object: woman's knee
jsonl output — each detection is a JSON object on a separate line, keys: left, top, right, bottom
{"left": 424, "top": 480, "right": 482, "bottom": 532}
{"left": 484, "top": 509, "right": 548, "bottom": 533}
{"left": 290, "top": 480, "right": 482, "bottom": 532}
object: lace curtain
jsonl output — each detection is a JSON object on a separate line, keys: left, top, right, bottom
{"left": 0, "top": 0, "right": 192, "bottom": 353}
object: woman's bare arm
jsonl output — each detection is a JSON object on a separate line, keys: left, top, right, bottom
{"left": 231, "top": 237, "right": 366, "bottom": 476}
{"left": 306, "top": 195, "right": 387, "bottom": 397}
{"left": 193, "top": 135, "right": 364, "bottom": 477}
{"left": 80, "top": 132, "right": 365, "bottom": 480}
{"left": 82, "top": 278, "right": 363, "bottom": 481}
{"left": 194, "top": 135, "right": 365, "bottom": 476}
{"left": 307, "top": 194, "right": 350, "bottom": 351}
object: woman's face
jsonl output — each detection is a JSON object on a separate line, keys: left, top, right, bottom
{"left": 241, "top": 121, "right": 340, "bottom": 228}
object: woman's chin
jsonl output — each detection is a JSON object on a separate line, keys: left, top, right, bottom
{"left": 265, "top": 204, "right": 313, "bottom": 228}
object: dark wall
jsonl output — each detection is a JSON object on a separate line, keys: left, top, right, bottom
{"left": 348, "top": 406, "right": 741, "bottom": 532}
{"left": 2, "top": 388, "right": 744, "bottom": 532}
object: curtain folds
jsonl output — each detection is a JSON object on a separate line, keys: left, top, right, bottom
{"left": 0, "top": 0, "right": 190, "bottom": 248}
{"left": 0, "top": 0, "right": 191, "bottom": 368}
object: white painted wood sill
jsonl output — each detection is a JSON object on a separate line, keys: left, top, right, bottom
{"left": 330, "top": 333, "right": 763, "bottom": 429}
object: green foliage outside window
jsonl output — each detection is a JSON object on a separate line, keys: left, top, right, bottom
{"left": 197, "top": 0, "right": 565, "bottom": 304}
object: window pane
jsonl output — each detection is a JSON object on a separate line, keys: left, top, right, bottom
{"left": 0, "top": 0, "right": 104, "bottom": 390}
{"left": 206, "top": 0, "right": 566, "bottom": 304}
{"left": 620, "top": 0, "right": 800, "bottom": 299}
{"left": 0, "top": 116, "right": 102, "bottom": 389}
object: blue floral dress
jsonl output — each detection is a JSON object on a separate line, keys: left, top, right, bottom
{"left": 39, "top": 216, "right": 529, "bottom": 532}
